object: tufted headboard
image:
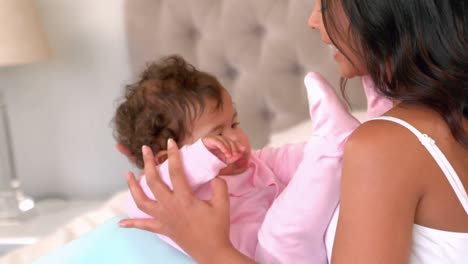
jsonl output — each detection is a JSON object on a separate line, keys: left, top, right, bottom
{"left": 124, "top": 0, "right": 366, "bottom": 148}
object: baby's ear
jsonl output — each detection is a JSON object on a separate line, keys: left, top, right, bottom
{"left": 115, "top": 143, "right": 137, "bottom": 164}
{"left": 155, "top": 150, "right": 168, "bottom": 164}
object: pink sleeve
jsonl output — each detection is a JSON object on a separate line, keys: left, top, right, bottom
{"left": 252, "top": 143, "right": 305, "bottom": 185}
{"left": 254, "top": 73, "right": 360, "bottom": 263}
{"left": 362, "top": 75, "right": 393, "bottom": 118}
{"left": 255, "top": 139, "right": 342, "bottom": 263}
{"left": 127, "top": 138, "right": 226, "bottom": 219}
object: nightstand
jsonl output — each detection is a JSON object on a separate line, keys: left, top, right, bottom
{"left": 0, "top": 199, "right": 103, "bottom": 256}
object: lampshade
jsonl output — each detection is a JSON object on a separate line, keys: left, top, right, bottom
{"left": 0, "top": 0, "right": 50, "bottom": 66}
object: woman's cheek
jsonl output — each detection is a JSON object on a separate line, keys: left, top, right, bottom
{"left": 336, "top": 54, "right": 363, "bottom": 78}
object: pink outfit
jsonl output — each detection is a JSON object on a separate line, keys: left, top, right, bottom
{"left": 128, "top": 139, "right": 305, "bottom": 257}
{"left": 255, "top": 73, "right": 361, "bottom": 263}
{"left": 255, "top": 74, "right": 392, "bottom": 264}
{"left": 128, "top": 72, "right": 393, "bottom": 263}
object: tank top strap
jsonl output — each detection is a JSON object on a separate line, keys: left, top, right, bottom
{"left": 370, "top": 116, "right": 468, "bottom": 214}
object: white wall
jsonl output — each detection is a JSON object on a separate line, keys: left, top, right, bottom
{"left": 0, "top": 0, "right": 133, "bottom": 199}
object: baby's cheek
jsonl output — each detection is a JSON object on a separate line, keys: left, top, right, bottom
{"left": 240, "top": 134, "right": 251, "bottom": 150}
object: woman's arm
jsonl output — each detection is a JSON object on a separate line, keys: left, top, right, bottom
{"left": 331, "top": 121, "right": 422, "bottom": 263}
{"left": 119, "top": 139, "right": 255, "bottom": 264}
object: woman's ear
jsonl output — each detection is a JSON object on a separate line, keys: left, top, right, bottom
{"left": 155, "top": 150, "right": 168, "bottom": 164}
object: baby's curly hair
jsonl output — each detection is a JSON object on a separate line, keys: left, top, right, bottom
{"left": 113, "top": 55, "right": 224, "bottom": 168}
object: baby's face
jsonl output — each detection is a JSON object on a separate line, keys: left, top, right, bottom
{"left": 185, "top": 90, "right": 251, "bottom": 175}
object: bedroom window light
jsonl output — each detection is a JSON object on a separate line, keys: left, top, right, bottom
{"left": 0, "top": 0, "right": 51, "bottom": 222}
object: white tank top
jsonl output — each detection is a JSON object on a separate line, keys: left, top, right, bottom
{"left": 325, "top": 116, "right": 468, "bottom": 264}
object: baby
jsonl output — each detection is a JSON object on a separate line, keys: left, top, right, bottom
{"left": 113, "top": 55, "right": 391, "bottom": 262}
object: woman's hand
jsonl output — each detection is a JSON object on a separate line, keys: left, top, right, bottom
{"left": 118, "top": 139, "right": 254, "bottom": 264}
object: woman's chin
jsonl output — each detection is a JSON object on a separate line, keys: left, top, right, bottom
{"left": 339, "top": 66, "right": 360, "bottom": 79}
{"left": 336, "top": 58, "right": 364, "bottom": 79}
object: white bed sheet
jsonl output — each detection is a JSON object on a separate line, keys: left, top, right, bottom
{"left": 0, "top": 193, "right": 127, "bottom": 264}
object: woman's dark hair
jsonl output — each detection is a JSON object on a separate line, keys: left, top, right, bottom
{"left": 322, "top": 0, "right": 468, "bottom": 147}
{"left": 113, "top": 55, "right": 224, "bottom": 168}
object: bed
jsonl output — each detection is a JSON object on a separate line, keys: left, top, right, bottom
{"left": 0, "top": 113, "right": 371, "bottom": 264}
{"left": 0, "top": 0, "right": 368, "bottom": 262}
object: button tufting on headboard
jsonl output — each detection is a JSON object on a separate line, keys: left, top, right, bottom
{"left": 289, "top": 62, "right": 305, "bottom": 76}
{"left": 124, "top": 0, "right": 366, "bottom": 148}
{"left": 223, "top": 64, "right": 239, "bottom": 82}
{"left": 251, "top": 24, "right": 266, "bottom": 38}
{"left": 186, "top": 26, "right": 200, "bottom": 42}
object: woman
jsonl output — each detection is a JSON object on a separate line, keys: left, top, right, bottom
{"left": 119, "top": 0, "right": 468, "bottom": 263}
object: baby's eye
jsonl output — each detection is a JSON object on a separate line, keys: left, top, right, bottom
{"left": 231, "top": 122, "right": 240, "bottom": 129}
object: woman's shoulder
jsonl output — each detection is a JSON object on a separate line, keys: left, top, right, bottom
{"left": 342, "top": 106, "right": 446, "bottom": 190}
{"left": 346, "top": 105, "right": 448, "bottom": 153}
{"left": 343, "top": 119, "right": 422, "bottom": 172}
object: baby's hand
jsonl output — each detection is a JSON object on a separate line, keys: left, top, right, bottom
{"left": 202, "top": 136, "right": 246, "bottom": 164}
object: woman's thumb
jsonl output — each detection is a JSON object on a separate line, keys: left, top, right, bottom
{"left": 210, "top": 178, "right": 229, "bottom": 209}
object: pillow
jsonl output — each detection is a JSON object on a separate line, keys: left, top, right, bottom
{"left": 34, "top": 216, "right": 194, "bottom": 264}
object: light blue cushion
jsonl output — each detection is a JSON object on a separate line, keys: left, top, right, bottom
{"left": 34, "top": 216, "right": 194, "bottom": 264}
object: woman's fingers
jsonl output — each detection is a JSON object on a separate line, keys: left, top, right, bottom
{"left": 210, "top": 178, "right": 230, "bottom": 211}
{"left": 126, "top": 171, "right": 160, "bottom": 215}
{"left": 167, "top": 139, "right": 194, "bottom": 199}
{"left": 142, "top": 145, "right": 173, "bottom": 203}
{"left": 119, "top": 218, "right": 165, "bottom": 234}
{"left": 122, "top": 142, "right": 234, "bottom": 261}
